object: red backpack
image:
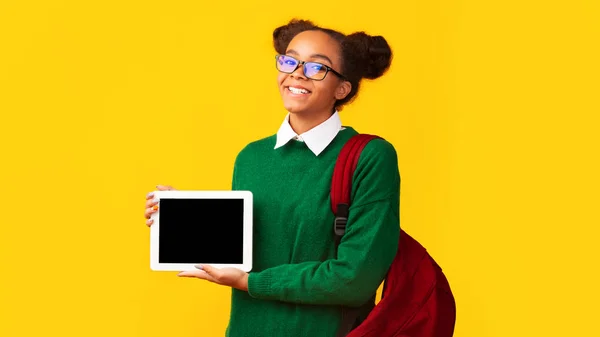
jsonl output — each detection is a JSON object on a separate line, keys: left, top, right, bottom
{"left": 331, "top": 134, "right": 456, "bottom": 337}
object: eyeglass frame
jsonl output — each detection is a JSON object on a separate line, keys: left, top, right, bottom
{"left": 275, "top": 54, "right": 346, "bottom": 81}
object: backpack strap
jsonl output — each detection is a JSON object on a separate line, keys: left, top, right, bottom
{"left": 331, "top": 134, "right": 382, "bottom": 247}
{"left": 331, "top": 134, "right": 382, "bottom": 337}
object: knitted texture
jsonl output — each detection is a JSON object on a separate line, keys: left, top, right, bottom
{"left": 225, "top": 127, "right": 401, "bottom": 337}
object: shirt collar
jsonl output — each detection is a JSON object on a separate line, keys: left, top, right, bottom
{"left": 274, "top": 110, "right": 344, "bottom": 156}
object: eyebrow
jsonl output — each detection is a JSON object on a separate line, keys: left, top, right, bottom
{"left": 286, "top": 49, "right": 334, "bottom": 66}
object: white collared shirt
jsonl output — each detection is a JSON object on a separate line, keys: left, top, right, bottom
{"left": 274, "top": 111, "right": 345, "bottom": 156}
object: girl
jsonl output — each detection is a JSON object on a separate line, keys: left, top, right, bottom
{"left": 144, "top": 18, "right": 401, "bottom": 337}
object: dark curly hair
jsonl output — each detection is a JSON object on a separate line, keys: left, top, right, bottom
{"left": 273, "top": 18, "right": 393, "bottom": 109}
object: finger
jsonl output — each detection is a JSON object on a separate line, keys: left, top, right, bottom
{"left": 156, "top": 185, "right": 175, "bottom": 191}
{"left": 146, "top": 218, "right": 153, "bottom": 227}
{"left": 196, "top": 265, "right": 221, "bottom": 279}
{"left": 144, "top": 208, "right": 153, "bottom": 219}
{"left": 178, "top": 270, "right": 214, "bottom": 281}
{"left": 144, "top": 206, "right": 158, "bottom": 219}
{"left": 146, "top": 192, "right": 155, "bottom": 200}
{"left": 145, "top": 198, "right": 158, "bottom": 208}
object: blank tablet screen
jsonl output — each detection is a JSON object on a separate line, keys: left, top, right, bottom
{"left": 158, "top": 198, "right": 244, "bottom": 264}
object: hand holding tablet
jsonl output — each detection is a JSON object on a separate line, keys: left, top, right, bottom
{"left": 143, "top": 186, "right": 253, "bottom": 275}
{"left": 144, "top": 185, "right": 175, "bottom": 226}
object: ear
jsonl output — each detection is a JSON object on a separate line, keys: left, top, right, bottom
{"left": 334, "top": 80, "right": 352, "bottom": 100}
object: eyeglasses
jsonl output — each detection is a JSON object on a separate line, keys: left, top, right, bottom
{"left": 275, "top": 54, "right": 346, "bottom": 81}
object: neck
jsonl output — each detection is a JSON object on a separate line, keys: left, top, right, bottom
{"left": 289, "top": 108, "right": 335, "bottom": 135}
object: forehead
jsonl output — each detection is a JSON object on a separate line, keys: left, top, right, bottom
{"left": 286, "top": 30, "right": 342, "bottom": 66}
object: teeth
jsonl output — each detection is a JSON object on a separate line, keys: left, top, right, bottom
{"left": 288, "top": 87, "right": 309, "bottom": 94}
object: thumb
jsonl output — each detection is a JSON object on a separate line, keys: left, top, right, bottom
{"left": 156, "top": 185, "right": 175, "bottom": 191}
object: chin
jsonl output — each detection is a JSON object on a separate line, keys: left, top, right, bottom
{"left": 286, "top": 106, "right": 305, "bottom": 114}
{"left": 282, "top": 101, "right": 309, "bottom": 115}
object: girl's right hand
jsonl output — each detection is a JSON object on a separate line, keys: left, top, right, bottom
{"left": 144, "top": 185, "right": 177, "bottom": 227}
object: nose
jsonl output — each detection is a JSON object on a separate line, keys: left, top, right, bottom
{"left": 290, "top": 63, "right": 307, "bottom": 80}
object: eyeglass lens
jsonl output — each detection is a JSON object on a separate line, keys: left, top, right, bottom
{"left": 276, "top": 55, "right": 328, "bottom": 80}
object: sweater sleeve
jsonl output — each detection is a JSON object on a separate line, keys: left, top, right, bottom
{"left": 231, "top": 144, "right": 246, "bottom": 191}
{"left": 246, "top": 139, "right": 401, "bottom": 307}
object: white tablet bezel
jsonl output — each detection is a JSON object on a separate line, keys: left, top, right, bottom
{"left": 149, "top": 190, "right": 253, "bottom": 272}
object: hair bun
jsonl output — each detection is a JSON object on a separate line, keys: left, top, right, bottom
{"left": 272, "top": 19, "right": 317, "bottom": 55}
{"left": 344, "top": 32, "right": 393, "bottom": 79}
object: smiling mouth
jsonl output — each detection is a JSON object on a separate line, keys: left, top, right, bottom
{"left": 287, "top": 86, "right": 311, "bottom": 95}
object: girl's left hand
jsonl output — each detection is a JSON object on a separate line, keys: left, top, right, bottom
{"left": 178, "top": 265, "right": 249, "bottom": 291}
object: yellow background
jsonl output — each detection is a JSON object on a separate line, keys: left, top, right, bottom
{"left": 1, "top": 1, "right": 598, "bottom": 336}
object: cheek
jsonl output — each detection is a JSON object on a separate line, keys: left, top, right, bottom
{"left": 313, "top": 80, "right": 337, "bottom": 98}
{"left": 277, "top": 73, "right": 287, "bottom": 87}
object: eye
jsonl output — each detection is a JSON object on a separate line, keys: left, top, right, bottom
{"left": 307, "top": 63, "right": 326, "bottom": 73}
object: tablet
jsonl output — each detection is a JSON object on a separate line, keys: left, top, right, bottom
{"left": 149, "top": 190, "right": 253, "bottom": 272}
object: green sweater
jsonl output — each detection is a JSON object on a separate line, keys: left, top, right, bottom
{"left": 226, "top": 126, "right": 401, "bottom": 337}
